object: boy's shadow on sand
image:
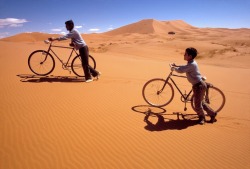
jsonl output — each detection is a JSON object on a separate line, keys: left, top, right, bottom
{"left": 17, "top": 74, "right": 85, "bottom": 83}
{"left": 132, "top": 105, "right": 198, "bottom": 131}
{"left": 144, "top": 114, "right": 198, "bottom": 131}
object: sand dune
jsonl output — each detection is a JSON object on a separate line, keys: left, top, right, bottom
{"left": 1, "top": 19, "right": 250, "bottom": 169}
{"left": 104, "top": 19, "right": 195, "bottom": 35}
{"left": 0, "top": 32, "right": 60, "bottom": 42}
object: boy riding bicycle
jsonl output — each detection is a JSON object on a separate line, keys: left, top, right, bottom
{"left": 171, "top": 47, "right": 217, "bottom": 124}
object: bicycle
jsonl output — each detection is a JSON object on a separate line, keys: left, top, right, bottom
{"left": 28, "top": 40, "right": 96, "bottom": 77}
{"left": 142, "top": 64, "right": 226, "bottom": 113}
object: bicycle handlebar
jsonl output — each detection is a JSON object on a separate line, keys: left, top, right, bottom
{"left": 44, "top": 40, "right": 75, "bottom": 50}
{"left": 44, "top": 40, "right": 51, "bottom": 44}
{"left": 169, "top": 62, "right": 207, "bottom": 80}
{"left": 169, "top": 63, "right": 175, "bottom": 72}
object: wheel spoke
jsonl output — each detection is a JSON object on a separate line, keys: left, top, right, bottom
{"left": 142, "top": 79, "right": 174, "bottom": 107}
{"left": 28, "top": 51, "right": 54, "bottom": 76}
{"left": 71, "top": 55, "right": 96, "bottom": 77}
{"left": 191, "top": 86, "right": 225, "bottom": 113}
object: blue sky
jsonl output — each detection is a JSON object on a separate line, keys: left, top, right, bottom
{"left": 0, "top": 0, "right": 250, "bottom": 38}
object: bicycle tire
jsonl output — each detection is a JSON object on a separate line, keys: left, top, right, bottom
{"left": 71, "top": 55, "right": 96, "bottom": 77}
{"left": 191, "top": 86, "right": 226, "bottom": 113}
{"left": 28, "top": 50, "right": 55, "bottom": 76}
{"left": 142, "top": 78, "right": 174, "bottom": 107}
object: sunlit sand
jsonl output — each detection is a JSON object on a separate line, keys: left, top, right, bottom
{"left": 1, "top": 19, "right": 250, "bottom": 169}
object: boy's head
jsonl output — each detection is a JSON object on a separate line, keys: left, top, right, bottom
{"left": 184, "top": 47, "right": 197, "bottom": 61}
{"left": 65, "top": 20, "right": 74, "bottom": 31}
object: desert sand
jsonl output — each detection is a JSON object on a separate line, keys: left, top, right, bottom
{"left": 0, "top": 19, "right": 250, "bottom": 169}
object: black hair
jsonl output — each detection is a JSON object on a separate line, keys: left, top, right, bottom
{"left": 65, "top": 20, "right": 74, "bottom": 27}
{"left": 186, "top": 47, "right": 197, "bottom": 59}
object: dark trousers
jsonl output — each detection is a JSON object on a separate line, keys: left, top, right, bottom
{"left": 192, "top": 81, "right": 216, "bottom": 117}
{"left": 79, "top": 46, "right": 98, "bottom": 79}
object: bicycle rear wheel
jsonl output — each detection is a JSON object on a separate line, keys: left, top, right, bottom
{"left": 142, "top": 78, "right": 174, "bottom": 107}
{"left": 191, "top": 85, "right": 226, "bottom": 113}
{"left": 28, "top": 50, "right": 55, "bottom": 76}
{"left": 71, "top": 55, "right": 96, "bottom": 77}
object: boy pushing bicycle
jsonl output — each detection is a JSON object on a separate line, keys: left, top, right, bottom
{"left": 170, "top": 47, "right": 217, "bottom": 124}
{"left": 49, "top": 20, "right": 101, "bottom": 83}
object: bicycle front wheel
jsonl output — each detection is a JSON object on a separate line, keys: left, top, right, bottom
{"left": 191, "top": 86, "right": 226, "bottom": 113}
{"left": 142, "top": 78, "right": 174, "bottom": 107}
{"left": 71, "top": 55, "right": 96, "bottom": 77}
{"left": 28, "top": 50, "right": 55, "bottom": 76}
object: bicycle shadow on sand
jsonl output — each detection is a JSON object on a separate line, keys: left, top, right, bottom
{"left": 17, "top": 74, "right": 85, "bottom": 83}
{"left": 132, "top": 105, "right": 199, "bottom": 131}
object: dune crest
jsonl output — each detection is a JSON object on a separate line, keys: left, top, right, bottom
{"left": 0, "top": 32, "right": 61, "bottom": 42}
{"left": 0, "top": 19, "right": 195, "bottom": 42}
{"left": 104, "top": 19, "right": 195, "bottom": 35}
{"left": 0, "top": 19, "right": 250, "bottom": 68}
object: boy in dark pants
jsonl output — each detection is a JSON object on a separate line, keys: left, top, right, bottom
{"left": 171, "top": 47, "right": 217, "bottom": 124}
{"left": 49, "top": 20, "right": 100, "bottom": 82}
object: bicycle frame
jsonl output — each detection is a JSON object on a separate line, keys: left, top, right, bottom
{"left": 45, "top": 42, "right": 79, "bottom": 70}
{"left": 161, "top": 71, "right": 193, "bottom": 102}
{"left": 161, "top": 70, "right": 213, "bottom": 111}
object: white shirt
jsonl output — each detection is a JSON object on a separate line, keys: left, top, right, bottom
{"left": 58, "top": 29, "right": 86, "bottom": 50}
{"left": 174, "top": 60, "right": 202, "bottom": 85}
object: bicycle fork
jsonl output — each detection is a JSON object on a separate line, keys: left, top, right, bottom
{"left": 158, "top": 74, "right": 172, "bottom": 94}
{"left": 41, "top": 51, "right": 50, "bottom": 64}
